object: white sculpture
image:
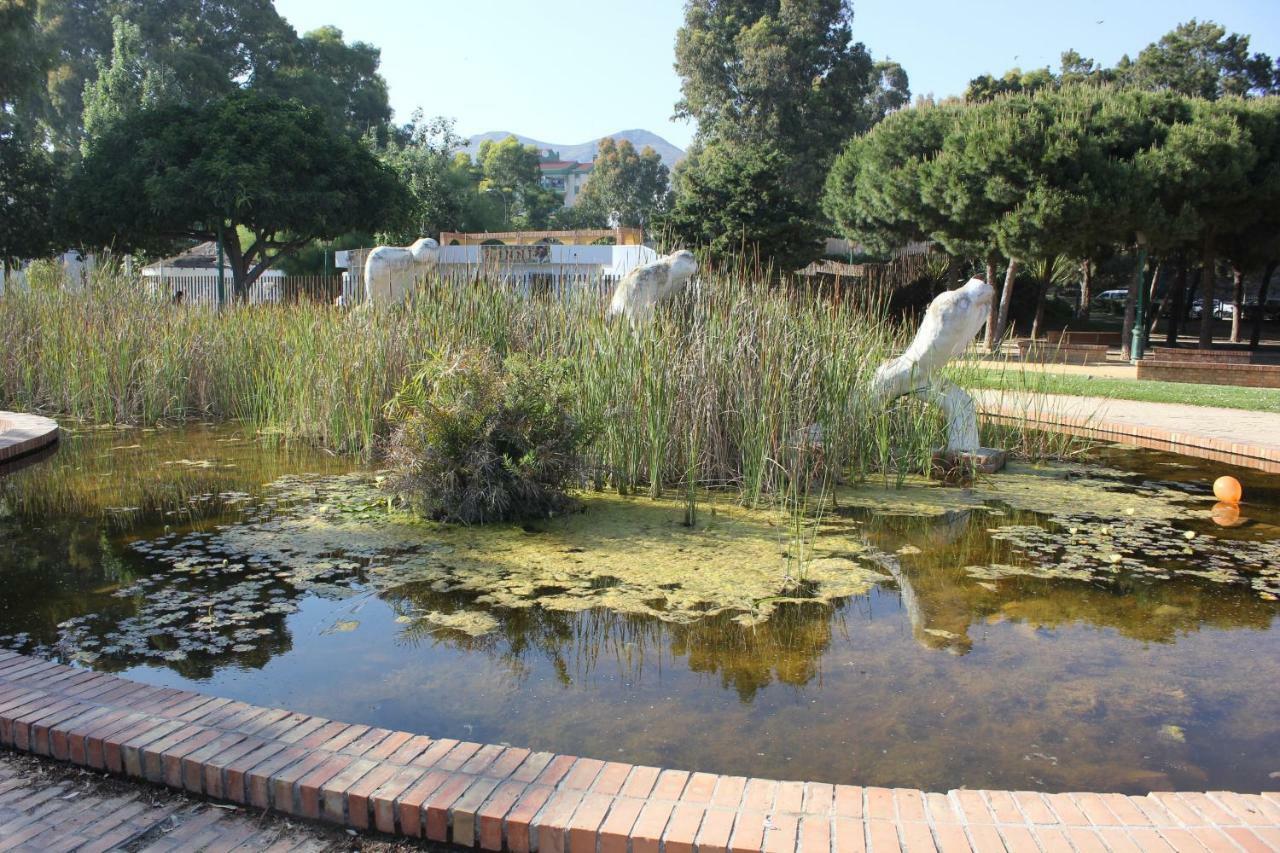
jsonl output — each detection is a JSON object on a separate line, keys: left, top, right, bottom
{"left": 363, "top": 238, "right": 440, "bottom": 305}
{"left": 607, "top": 250, "right": 698, "bottom": 324}
{"left": 870, "top": 277, "right": 1003, "bottom": 469}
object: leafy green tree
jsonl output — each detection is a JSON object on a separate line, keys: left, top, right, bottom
{"left": 667, "top": 140, "right": 820, "bottom": 271}
{"left": 476, "top": 136, "right": 561, "bottom": 230}
{"left": 1, "top": 0, "right": 48, "bottom": 124}
{"left": 80, "top": 15, "right": 182, "bottom": 150}
{"left": 0, "top": 133, "right": 60, "bottom": 279}
{"left": 965, "top": 67, "right": 1057, "bottom": 102}
{"left": 69, "top": 91, "right": 407, "bottom": 298}
{"left": 1128, "top": 20, "right": 1276, "bottom": 99}
{"left": 672, "top": 0, "right": 908, "bottom": 270}
{"left": 376, "top": 113, "right": 469, "bottom": 241}
{"left": 1137, "top": 97, "right": 1257, "bottom": 348}
{"left": 31, "top": 1, "right": 386, "bottom": 148}
{"left": 1213, "top": 98, "right": 1280, "bottom": 346}
{"left": 254, "top": 25, "right": 391, "bottom": 136}
{"left": 865, "top": 59, "right": 911, "bottom": 123}
{"left": 575, "top": 137, "right": 671, "bottom": 230}
{"left": 675, "top": 0, "right": 876, "bottom": 199}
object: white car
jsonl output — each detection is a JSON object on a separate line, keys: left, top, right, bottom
{"left": 1092, "top": 290, "right": 1127, "bottom": 312}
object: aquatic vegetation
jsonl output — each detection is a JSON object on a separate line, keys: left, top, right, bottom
{"left": 0, "top": 266, "right": 1083, "bottom": 505}
{"left": 383, "top": 350, "right": 596, "bottom": 523}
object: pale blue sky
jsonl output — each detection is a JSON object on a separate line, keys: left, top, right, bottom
{"left": 274, "top": 0, "right": 1279, "bottom": 150}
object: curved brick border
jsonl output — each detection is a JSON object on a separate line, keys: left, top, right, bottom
{"left": 0, "top": 652, "right": 1275, "bottom": 851}
{"left": 0, "top": 411, "right": 59, "bottom": 466}
{"left": 976, "top": 392, "right": 1280, "bottom": 474}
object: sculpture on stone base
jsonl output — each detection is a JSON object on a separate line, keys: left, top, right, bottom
{"left": 607, "top": 250, "right": 698, "bottom": 325}
{"left": 869, "top": 277, "right": 1006, "bottom": 473}
{"left": 363, "top": 238, "right": 440, "bottom": 305}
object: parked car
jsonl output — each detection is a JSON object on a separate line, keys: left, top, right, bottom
{"left": 1092, "top": 289, "right": 1127, "bottom": 313}
{"left": 1188, "top": 298, "right": 1226, "bottom": 320}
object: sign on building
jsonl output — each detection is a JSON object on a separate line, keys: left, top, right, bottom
{"left": 481, "top": 244, "right": 551, "bottom": 266}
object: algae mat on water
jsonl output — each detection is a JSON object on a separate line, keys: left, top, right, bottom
{"left": 81, "top": 461, "right": 1276, "bottom": 666}
{"left": 193, "top": 474, "right": 883, "bottom": 628}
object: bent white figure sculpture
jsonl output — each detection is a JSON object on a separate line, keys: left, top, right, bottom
{"left": 607, "top": 250, "right": 698, "bottom": 325}
{"left": 363, "top": 238, "right": 440, "bottom": 305}
{"left": 870, "top": 277, "right": 1005, "bottom": 471}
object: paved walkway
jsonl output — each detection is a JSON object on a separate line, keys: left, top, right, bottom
{"left": 972, "top": 360, "right": 1137, "bottom": 380}
{"left": 977, "top": 390, "right": 1280, "bottom": 473}
{"left": 0, "top": 750, "right": 344, "bottom": 852}
{"left": 0, "top": 650, "right": 1276, "bottom": 853}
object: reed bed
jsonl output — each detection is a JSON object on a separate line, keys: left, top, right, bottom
{"left": 0, "top": 266, "right": 1069, "bottom": 505}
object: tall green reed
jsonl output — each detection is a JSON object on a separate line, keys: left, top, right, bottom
{"left": 0, "top": 264, "right": 1072, "bottom": 505}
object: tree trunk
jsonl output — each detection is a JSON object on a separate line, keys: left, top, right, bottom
{"left": 984, "top": 255, "right": 1000, "bottom": 351}
{"left": 1167, "top": 261, "right": 1190, "bottom": 347}
{"left": 1250, "top": 260, "right": 1277, "bottom": 349}
{"left": 1230, "top": 265, "right": 1245, "bottom": 343}
{"left": 1031, "top": 276, "right": 1048, "bottom": 340}
{"left": 1121, "top": 253, "right": 1141, "bottom": 361}
{"left": 993, "top": 258, "right": 1019, "bottom": 349}
{"left": 1147, "top": 263, "right": 1164, "bottom": 336}
{"left": 1077, "top": 258, "right": 1092, "bottom": 319}
{"left": 1198, "top": 240, "right": 1216, "bottom": 349}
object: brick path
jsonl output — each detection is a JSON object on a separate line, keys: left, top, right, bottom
{"left": 976, "top": 390, "right": 1280, "bottom": 473}
{"left": 0, "top": 751, "right": 340, "bottom": 852}
{"left": 0, "top": 651, "right": 1276, "bottom": 852}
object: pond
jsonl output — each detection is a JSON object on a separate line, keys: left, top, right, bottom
{"left": 1, "top": 425, "right": 1277, "bottom": 795}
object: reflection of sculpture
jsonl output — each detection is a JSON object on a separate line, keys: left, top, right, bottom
{"left": 363, "top": 238, "right": 440, "bottom": 305}
{"left": 869, "top": 277, "right": 1004, "bottom": 471}
{"left": 607, "top": 250, "right": 698, "bottom": 324}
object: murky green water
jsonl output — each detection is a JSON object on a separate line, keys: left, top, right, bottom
{"left": 1, "top": 426, "right": 1277, "bottom": 794}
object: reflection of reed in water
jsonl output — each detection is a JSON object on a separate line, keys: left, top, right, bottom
{"left": 383, "top": 579, "right": 854, "bottom": 701}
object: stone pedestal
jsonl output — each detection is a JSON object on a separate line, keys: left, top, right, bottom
{"left": 931, "top": 447, "right": 1008, "bottom": 481}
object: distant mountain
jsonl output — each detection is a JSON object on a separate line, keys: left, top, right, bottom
{"left": 462, "top": 129, "right": 686, "bottom": 169}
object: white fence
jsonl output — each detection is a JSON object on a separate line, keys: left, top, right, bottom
{"left": 144, "top": 274, "right": 342, "bottom": 307}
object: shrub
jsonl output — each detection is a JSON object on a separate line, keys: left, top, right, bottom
{"left": 383, "top": 349, "right": 596, "bottom": 524}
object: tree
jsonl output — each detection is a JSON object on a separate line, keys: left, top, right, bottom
{"left": 672, "top": 0, "right": 902, "bottom": 269}
{"left": 80, "top": 15, "right": 182, "bottom": 150}
{"left": 1137, "top": 98, "right": 1257, "bottom": 348}
{"left": 254, "top": 25, "right": 391, "bottom": 136}
{"left": 476, "top": 136, "right": 561, "bottom": 230}
{"left": 1129, "top": 20, "right": 1276, "bottom": 99}
{"left": 376, "top": 113, "right": 469, "bottom": 241}
{"left": 69, "top": 91, "right": 407, "bottom": 298}
{"left": 575, "top": 137, "right": 671, "bottom": 230}
{"left": 667, "top": 140, "right": 820, "bottom": 272}
{"left": 865, "top": 60, "right": 911, "bottom": 123}
{"left": 1, "top": 0, "right": 48, "bottom": 123}
{"left": 675, "top": 0, "right": 876, "bottom": 199}
{"left": 0, "top": 133, "right": 60, "bottom": 279}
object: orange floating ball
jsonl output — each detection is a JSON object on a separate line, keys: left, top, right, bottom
{"left": 1213, "top": 475, "right": 1243, "bottom": 505}
{"left": 1210, "top": 501, "right": 1242, "bottom": 527}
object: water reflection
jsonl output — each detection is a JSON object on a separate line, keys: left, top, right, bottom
{"left": 0, "top": 428, "right": 1277, "bottom": 792}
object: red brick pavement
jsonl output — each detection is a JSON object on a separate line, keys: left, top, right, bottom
{"left": 0, "top": 650, "right": 1276, "bottom": 852}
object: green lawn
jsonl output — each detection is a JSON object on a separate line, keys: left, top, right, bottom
{"left": 968, "top": 369, "right": 1280, "bottom": 414}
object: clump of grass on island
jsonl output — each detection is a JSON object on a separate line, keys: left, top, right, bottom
{"left": 0, "top": 264, "right": 1078, "bottom": 507}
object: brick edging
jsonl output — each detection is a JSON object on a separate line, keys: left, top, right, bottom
{"left": 979, "top": 403, "right": 1280, "bottom": 474}
{"left": 0, "top": 651, "right": 1275, "bottom": 851}
{"left": 0, "top": 411, "right": 59, "bottom": 465}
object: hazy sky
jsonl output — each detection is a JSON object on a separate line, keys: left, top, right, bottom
{"left": 273, "top": 0, "right": 1280, "bottom": 150}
